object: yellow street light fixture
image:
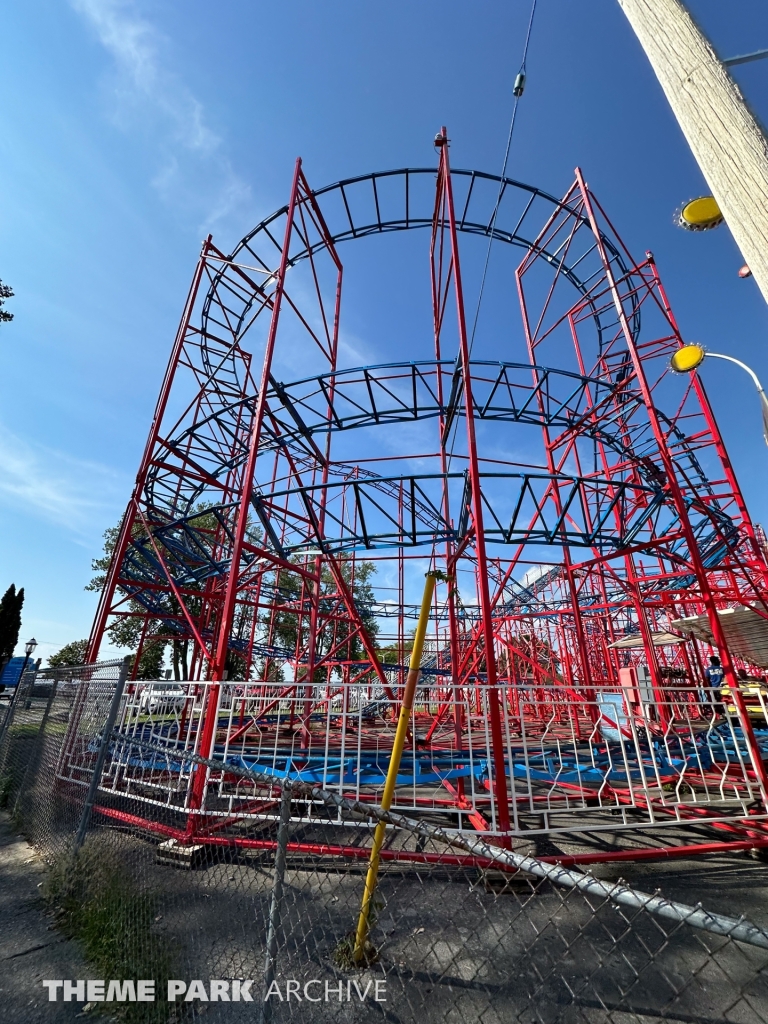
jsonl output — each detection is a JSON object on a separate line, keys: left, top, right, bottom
{"left": 670, "top": 344, "right": 768, "bottom": 446}
{"left": 676, "top": 196, "right": 723, "bottom": 232}
{"left": 670, "top": 343, "right": 706, "bottom": 373}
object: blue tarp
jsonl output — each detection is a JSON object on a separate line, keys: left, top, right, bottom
{"left": 705, "top": 724, "right": 768, "bottom": 764}
{"left": 103, "top": 731, "right": 714, "bottom": 789}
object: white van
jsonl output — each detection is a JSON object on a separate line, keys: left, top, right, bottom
{"left": 137, "top": 682, "right": 186, "bottom": 714}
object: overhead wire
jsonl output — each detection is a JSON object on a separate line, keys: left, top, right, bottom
{"left": 445, "top": 0, "right": 539, "bottom": 471}
{"left": 468, "top": 0, "right": 538, "bottom": 356}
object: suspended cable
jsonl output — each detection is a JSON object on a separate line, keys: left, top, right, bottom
{"left": 468, "top": 0, "right": 538, "bottom": 356}
{"left": 446, "top": 0, "right": 538, "bottom": 471}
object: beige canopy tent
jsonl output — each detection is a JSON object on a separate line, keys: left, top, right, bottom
{"left": 607, "top": 631, "right": 686, "bottom": 650}
{"left": 669, "top": 606, "right": 768, "bottom": 669}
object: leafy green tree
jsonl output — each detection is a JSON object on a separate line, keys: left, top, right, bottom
{"left": 87, "top": 520, "right": 167, "bottom": 674}
{"left": 48, "top": 639, "right": 89, "bottom": 668}
{"left": 324, "top": 557, "right": 379, "bottom": 663}
{"left": 0, "top": 280, "right": 13, "bottom": 323}
{"left": 262, "top": 556, "right": 379, "bottom": 681}
{"left": 128, "top": 643, "right": 166, "bottom": 680}
{"left": 0, "top": 584, "right": 24, "bottom": 664}
{"left": 48, "top": 636, "right": 164, "bottom": 678}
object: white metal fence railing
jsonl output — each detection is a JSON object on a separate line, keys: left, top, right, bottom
{"left": 53, "top": 675, "right": 768, "bottom": 838}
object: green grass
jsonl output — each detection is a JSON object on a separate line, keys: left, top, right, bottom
{"left": 7, "top": 722, "right": 45, "bottom": 738}
{"left": 331, "top": 896, "right": 383, "bottom": 971}
{"left": 45, "top": 844, "right": 178, "bottom": 1023}
{"left": 39, "top": 720, "right": 69, "bottom": 735}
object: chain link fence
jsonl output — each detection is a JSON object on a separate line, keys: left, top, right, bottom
{"left": 2, "top": 660, "right": 768, "bottom": 1023}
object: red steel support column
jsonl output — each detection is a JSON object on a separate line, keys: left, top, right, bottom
{"left": 435, "top": 129, "right": 511, "bottom": 837}
{"left": 648, "top": 253, "right": 768, "bottom": 587}
{"left": 188, "top": 162, "right": 303, "bottom": 816}
{"left": 211, "top": 163, "right": 302, "bottom": 682}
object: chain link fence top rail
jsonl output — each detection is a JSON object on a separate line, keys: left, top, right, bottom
{"left": 1, "top": 660, "right": 768, "bottom": 1024}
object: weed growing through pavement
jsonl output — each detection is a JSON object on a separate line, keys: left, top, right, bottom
{"left": 45, "top": 840, "right": 177, "bottom": 1023}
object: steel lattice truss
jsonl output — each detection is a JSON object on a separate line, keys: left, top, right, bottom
{"left": 83, "top": 136, "right": 768, "bottom": 850}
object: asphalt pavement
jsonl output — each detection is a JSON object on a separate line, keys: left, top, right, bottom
{"left": 0, "top": 812, "right": 109, "bottom": 1024}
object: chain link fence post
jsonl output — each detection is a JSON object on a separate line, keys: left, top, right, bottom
{"left": 260, "top": 784, "right": 292, "bottom": 1024}
{"left": 74, "top": 655, "right": 131, "bottom": 852}
{"left": 10, "top": 672, "right": 59, "bottom": 822}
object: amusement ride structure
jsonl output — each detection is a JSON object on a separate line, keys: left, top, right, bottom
{"left": 65, "top": 131, "right": 768, "bottom": 859}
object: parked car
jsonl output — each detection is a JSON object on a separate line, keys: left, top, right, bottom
{"left": 137, "top": 683, "right": 187, "bottom": 715}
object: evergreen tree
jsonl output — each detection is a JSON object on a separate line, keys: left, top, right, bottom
{"left": 0, "top": 584, "right": 24, "bottom": 664}
{"left": 0, "top": 280, "right": 13, "bottom": 323}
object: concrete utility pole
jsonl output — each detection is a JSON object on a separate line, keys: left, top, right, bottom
{"left": 617, "top": 0, "right": 768, "bottom": 308}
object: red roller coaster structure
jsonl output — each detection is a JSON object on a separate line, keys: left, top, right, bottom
{"left": 73, "top": 130, "right": 768, "bottom": 859}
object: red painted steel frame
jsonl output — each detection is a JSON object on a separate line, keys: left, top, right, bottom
{"left": 574, "top": 168, "right": 768, "bottom": 802}
{"left": 87, "top": 235, "right": 215, "bottom": 673}
{"left": 83, "top": 133, "right": 768, "bottom": 862}
{"left": 431, "top": 128, "right": 511, "bottom": 837}
{"left": 92, "top": 803, "right": 768, "bottom": 869}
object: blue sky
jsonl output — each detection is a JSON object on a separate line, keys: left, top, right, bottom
{"left": 2, "top": 0, "right": 768, "bottom": 664}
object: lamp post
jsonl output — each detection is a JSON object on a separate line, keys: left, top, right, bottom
{"left": 670, "top": 344, "right": 768, "bottom": 446}
{"left": 16, "top": 637, "right": 38, "bottom": 699}
{"left": 19, "top": 637, "right": 38, "bottom": 680}
{"left": 21, "top": 637, "right": 38, "bottom": 710}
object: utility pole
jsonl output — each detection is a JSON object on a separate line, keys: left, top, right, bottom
{"left": 617, "top": 0, "right": 768, "bottom": 308}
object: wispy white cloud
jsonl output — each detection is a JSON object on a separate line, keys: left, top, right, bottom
{"left": 70, "top": 0, "right": 254, "bottom": 233}
{"left": 0, "top": 422, "right": 127, "bottom": 535}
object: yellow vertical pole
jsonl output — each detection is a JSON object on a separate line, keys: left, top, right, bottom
{"left": 352, "top": 570, "right": 440, "bottom": 963}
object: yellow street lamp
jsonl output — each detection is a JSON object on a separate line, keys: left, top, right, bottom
{"left": 670, "top": 344, "right": 768, "bottom": 446}
{"left": 676, "top": 196, "right": 723, "bottom": 232}
{"left": 670, "top": 344, "right": 706, "bottom": 373}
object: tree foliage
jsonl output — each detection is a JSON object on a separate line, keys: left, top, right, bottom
{"left": 0, "top": 280, "right": 13, "bottom": 323}
{"left": 128, "top": 643, "right": 166, "bottom": 680}
{"left": 87, "top": 508, "right": 261, "bottom": 680}
{"left": 0, "top": 584, "right": 24, "bottom": 663}
{"left": 48, "top": 639, "right": 89, "bottom": 668}
{"left": 88, "top": 519, "right": 173, "bottom": 677}
{"left": 263, "top": 556, "right": 379, "bottom": 681}
{"left": 376, "top": 630, "right": 415, "bottom": 666}
{"left": 88, "top": 510, "right": 381, "bottom": 682}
